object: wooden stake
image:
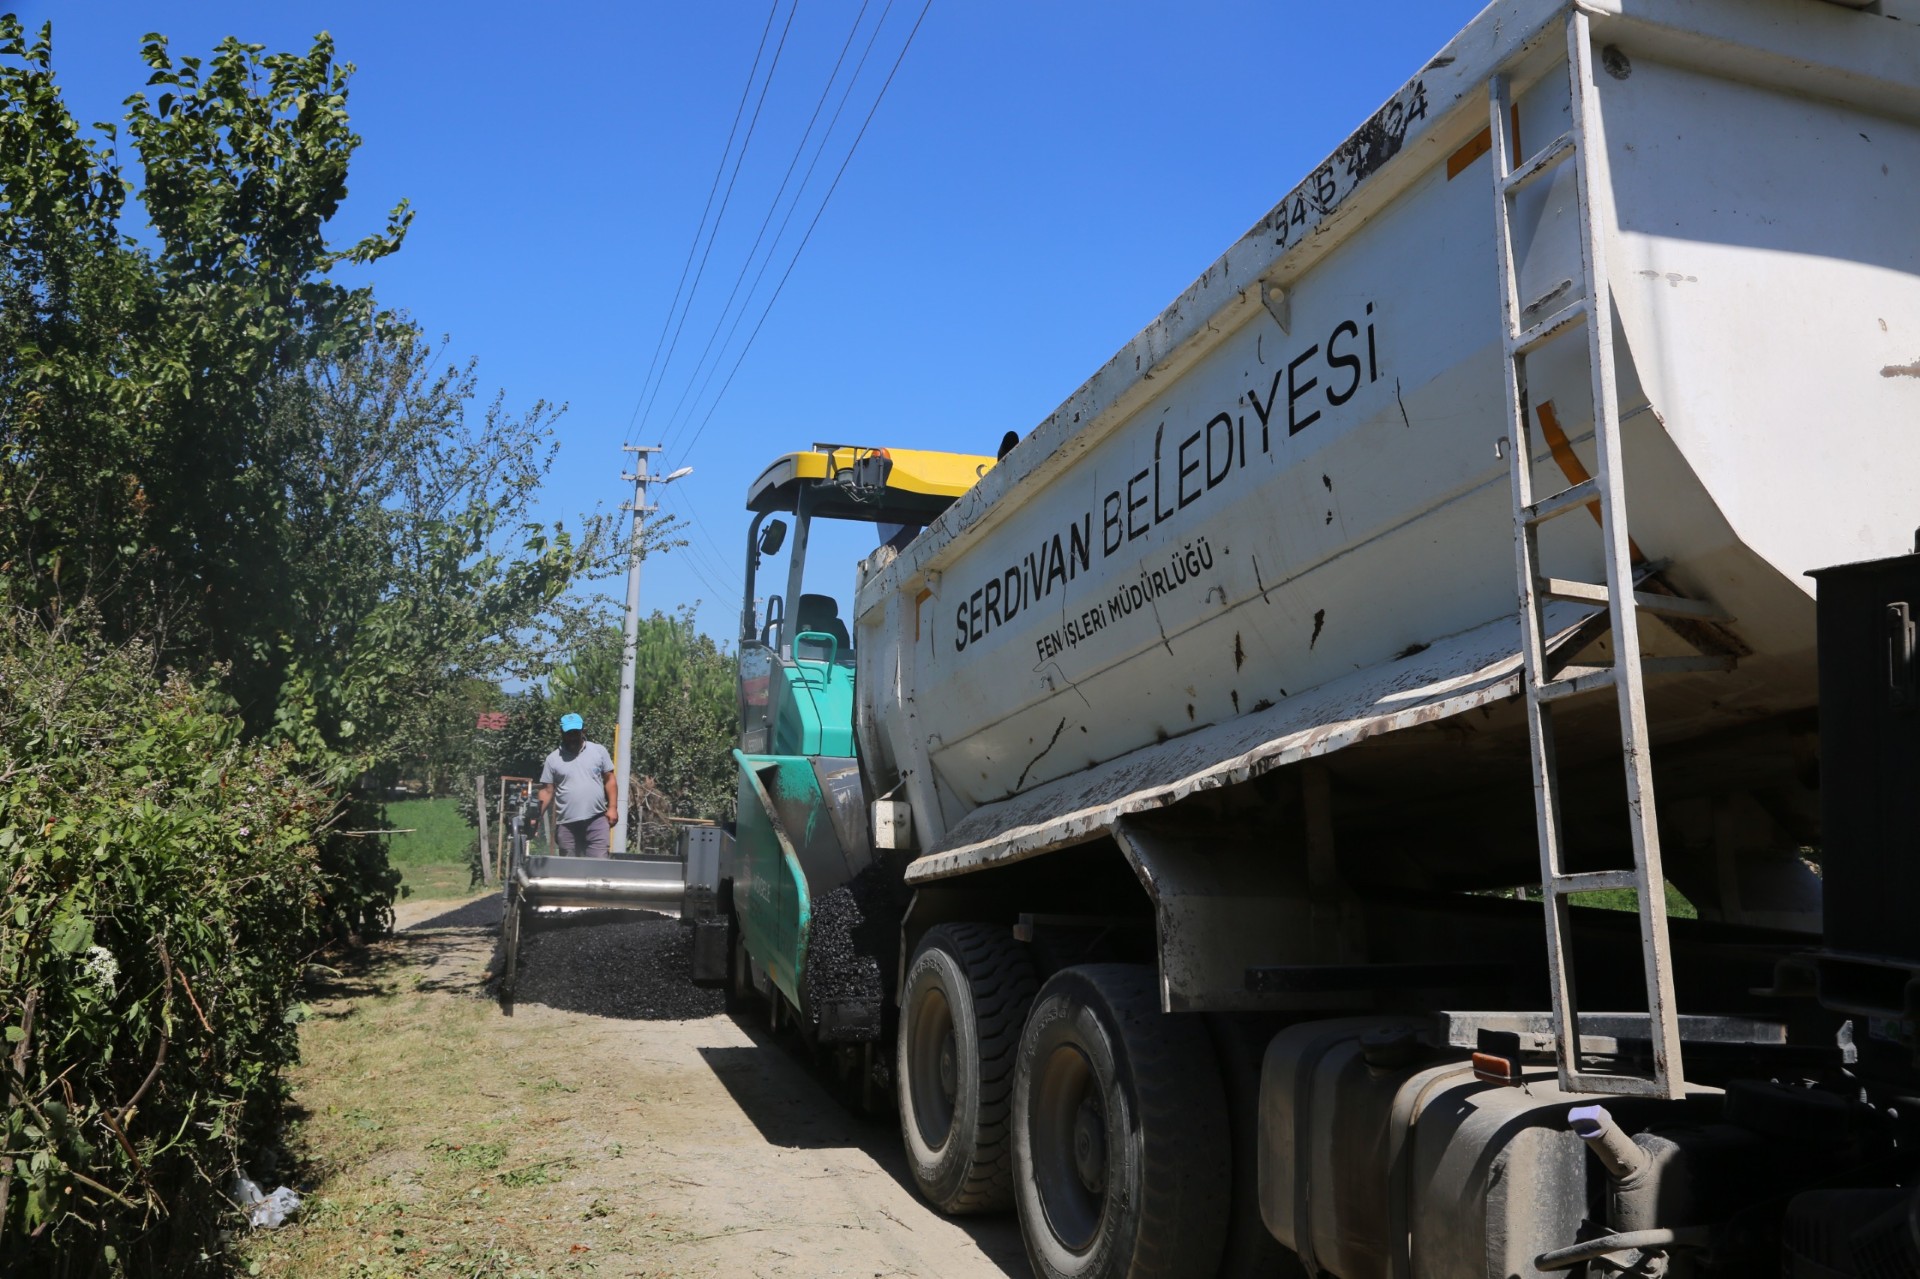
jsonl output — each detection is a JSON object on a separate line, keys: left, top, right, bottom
{"left": 476, "top": 775, "right": 494, "bottom": 886}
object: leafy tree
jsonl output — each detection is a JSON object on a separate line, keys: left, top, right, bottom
{"left": 547, "top": 626, "right": 622, "bottom": 748}
{"left": 389, "top": 676, "right": 505, "bottom": 797}
{"left": 0, "top": 17, "right": 629, "bottom": 943}
{"left": 0, "top": 19, "right": 409, "bottom": 647}
{"left": 258, "top": 324, "right": 615, "bottom": 768}
{"left": 481, "top": 685, "right": 561, "bottom": 785}
{"left": 0, "top": 19, "right": 610, "bottom": 773}
{"left": 549, "top": 610, "right": 738, "bottom": 842}
{"left": 0, "top": 20, "right": 146, "bottom": 614}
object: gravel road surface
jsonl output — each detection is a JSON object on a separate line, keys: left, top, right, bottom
{"left": 304, "top": 892, "right": 1031, "bottom": 1278}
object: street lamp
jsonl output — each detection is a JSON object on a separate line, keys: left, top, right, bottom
{"left": 612, "top": 454, "right": 693, "bottom": 855}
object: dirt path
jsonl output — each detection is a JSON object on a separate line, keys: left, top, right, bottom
{"left": 241, "top": 893, "right": 1026, "bottom": 1278}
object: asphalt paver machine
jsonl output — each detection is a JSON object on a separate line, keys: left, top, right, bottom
{"left": 497, "top": 796, "right": 689, "bottom": 994}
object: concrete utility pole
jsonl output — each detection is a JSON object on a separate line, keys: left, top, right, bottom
{"left": 611, "top": 448, "right": 693, "bottom": 856}
{"left": 612, "top": 446, "right": 655, "bottom": 856}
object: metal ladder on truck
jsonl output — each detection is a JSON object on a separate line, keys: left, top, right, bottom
{"left": 1489, "top": 10, "right": 1733, "bottom": 1099}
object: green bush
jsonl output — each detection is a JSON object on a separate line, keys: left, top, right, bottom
{"left": 313, "top": 793, "right": 400, "bottom": 941}
{"left": 0, "top": 616, "right": 333, "bottom": 1274}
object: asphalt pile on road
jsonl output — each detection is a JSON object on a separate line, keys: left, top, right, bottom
{"left": 801, "top": 861, "right": 909, "bottom": 1040}
{"left": 510, "top": 910, "right": 724, "bottom": 1022}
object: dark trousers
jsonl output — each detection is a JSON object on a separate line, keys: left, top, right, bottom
{"left": 556, "top": 817, "right": 610, "bottom": 858}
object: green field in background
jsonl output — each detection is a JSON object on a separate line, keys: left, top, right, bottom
{"left": 385, "top": 797, "right": 480, "bottom": 900}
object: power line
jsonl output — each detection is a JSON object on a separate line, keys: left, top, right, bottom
{"left": 652, "top": 528, "right": 733, "bottom": 612}
{"left": 624, "top": 0, "right": 781, "bottom": 447}
{"left": 657, "top": 0, "right": 877, "bottom": 456}
{"left": 656, "top": 484, "right": 744, "bottom": 602}
{"left": 664, "top": 544, "right": 733, "bottom": 611}
{"left": 634, "top": 0, "right": 801, "bottom": 442}
{"left": 678, "top": 526, "right": 743, "bottom": 595}
{"left": 675, "top": 490, "right": 748, "bottom": 598}
{"left": 664, "top": 522, "right": 741, "bottom": 604}
{"left": 679, "top": 0, "right": 936, "bottom": 458}
{"left": 662, "top": 0, "right": 893, "bottom": 456}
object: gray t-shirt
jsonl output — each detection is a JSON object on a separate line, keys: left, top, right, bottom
{"left": 540, "top": 741, "right": 614, "bottom": 824}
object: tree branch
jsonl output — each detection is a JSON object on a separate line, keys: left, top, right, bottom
{"left": 120, "top": 942, "right": 172, "bottom": 1123}
{"left": 0, "top": 989, "right": 36, "bottom": 1229}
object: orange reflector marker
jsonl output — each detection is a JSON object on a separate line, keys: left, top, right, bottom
{"left": 1472, "top": 1051, "right": 1522, "bottom": 1086}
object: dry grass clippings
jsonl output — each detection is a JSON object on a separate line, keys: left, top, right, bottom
{"left": 234, "top": 931, "right": 706, "bottom": 1278}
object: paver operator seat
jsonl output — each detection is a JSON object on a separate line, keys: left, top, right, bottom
{"left": 795, "top": 593, "right": 851, "bottom": 664}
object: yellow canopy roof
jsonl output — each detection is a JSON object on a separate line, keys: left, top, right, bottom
{"left": 744, "top": 444, "right": 995, "bottom": 522}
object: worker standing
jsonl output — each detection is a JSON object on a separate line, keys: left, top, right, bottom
{"left": 538, "top": 713, "right": 617, "bottom": 858}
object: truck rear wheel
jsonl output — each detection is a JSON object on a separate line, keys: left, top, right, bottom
{"left": 898, "top": 922, "right": 1039, "bottom": 1214}
{"left": 1013, "top": 964, "right": 1229, "bottom": 1279}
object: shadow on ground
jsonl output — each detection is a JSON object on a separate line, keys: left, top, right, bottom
{"left": 302, "top": 902, "right": 501, "bottom": 1011}
{"left": 696, "top": 1029, "right": 1029, "bottom": 1273}
{"left": 404, "top": 894, "right": 502, "bottom": 931}
{"left": 695, "top": 1037, "right": 884, "bottom": 1151}
{"left": 370, "top": 892, "right": 1028, "bottom": 1275}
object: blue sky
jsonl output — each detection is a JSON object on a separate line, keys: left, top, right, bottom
{"left": 21, "top": 0, "right": 1484, "bottom": 643}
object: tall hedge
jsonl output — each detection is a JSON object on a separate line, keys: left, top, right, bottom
{"left": 0, "top": 615, "right": 332, "bottom": 1273}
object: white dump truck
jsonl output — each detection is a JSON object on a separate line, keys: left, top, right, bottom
{"left": 696, "top": 1, "right": 1920, "bottom": 1275}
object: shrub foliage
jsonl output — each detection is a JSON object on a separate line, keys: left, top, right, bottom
{"left": 0, "top": 616, "right": 333, "bottom": 1270}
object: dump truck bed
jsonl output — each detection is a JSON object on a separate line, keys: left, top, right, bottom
{"left": 852, "top": 0, "right": 1920, "bottom": 867}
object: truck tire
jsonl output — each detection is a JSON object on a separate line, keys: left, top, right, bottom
{"left": 898, "top": 922, "right": 1039, "bottom": 1214}
{"left": 1013, "top": 964, "right": 1229, "bottom": 1279}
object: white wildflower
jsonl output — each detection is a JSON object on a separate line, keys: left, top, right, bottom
{"left": 81, "top": 945, "right": 119, "bottom": 996}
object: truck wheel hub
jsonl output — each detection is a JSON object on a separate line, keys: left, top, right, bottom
{"left": 1072, "top": 1097, "right": 1106, "bottom": 1193}
{"left": 938, "top": 1032, "right": 957, "bottom": 1101}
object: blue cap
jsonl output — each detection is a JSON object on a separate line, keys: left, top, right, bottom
{"left": 559, "top": 713, "right": 584, "bottom": 732}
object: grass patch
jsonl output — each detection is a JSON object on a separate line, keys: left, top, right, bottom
{"left": 1566, "top": 880, "right": 1699, "bottom": 919}
{"left": 428, "top": 1139, "right": 507, "bottom": 1171}
{"left": 496, "top": 1156, "right": 575, "bottom": 1188}
{"left": 383, "top": 797, "right": 475, "bottom": 867}
{"left": 396, "top": 860, "right": 475, "bottom": 901}
{"left": 237, "top": 935, "right": 691, "bottom": 1277}
{"left": 384, "top": 798, "right": 480, "bottom": 899}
